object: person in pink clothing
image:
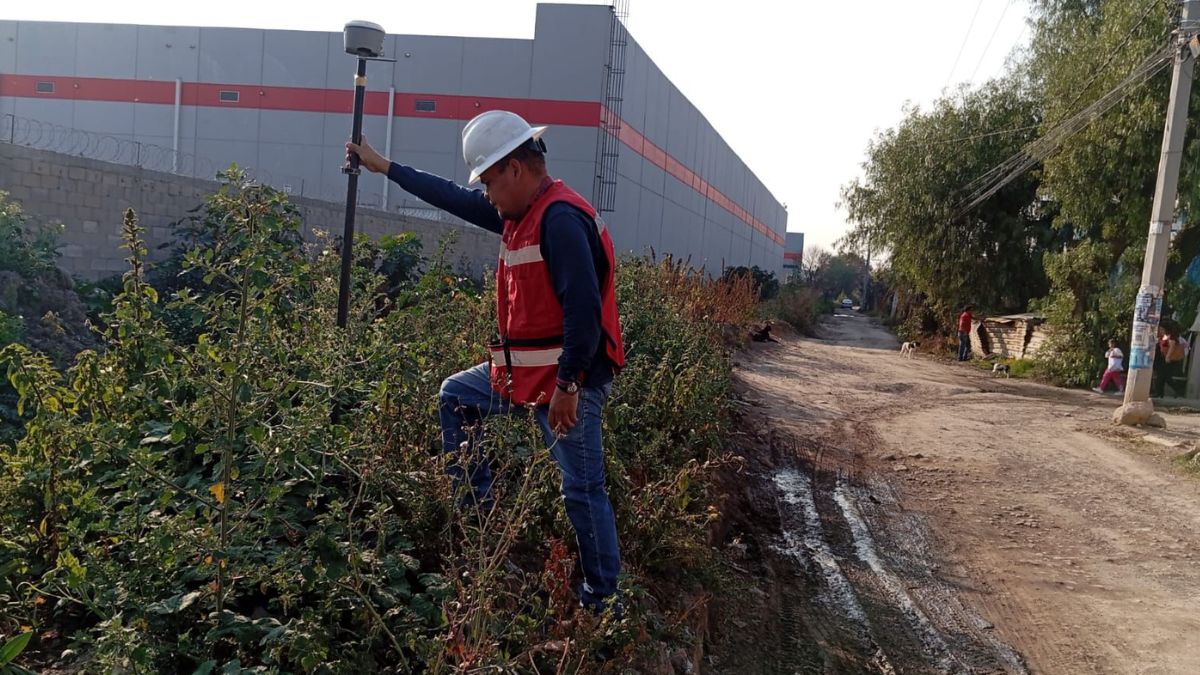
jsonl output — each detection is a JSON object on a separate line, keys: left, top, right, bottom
{"left": 1094, "top": 339, "right": 1124, "bottom": 394}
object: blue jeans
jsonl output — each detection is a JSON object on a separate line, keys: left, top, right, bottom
{"left": 958, "top": 332, "right": 971, "bottom": 361}
{"left": 438, "top": 362, "right": 620, "bottom": 610}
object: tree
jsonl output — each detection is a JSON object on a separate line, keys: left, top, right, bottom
{"left": 721, "top": 265, "right": 780, "bottom": 300}
{"left": 817, "top": 253, "right": 867, "bottom": 301}
{"left": 800, "top": 246, "right": 831, "bottom": 286}
{"left": 841, "top": 78, "right": 1057, "bottom": 330}
{"left": 1027, "top": 0, "right": 1200, "bottom": 381}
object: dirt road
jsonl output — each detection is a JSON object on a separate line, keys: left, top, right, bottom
{"left": 711, "top": 309, "right": 1200, "bottom": 674}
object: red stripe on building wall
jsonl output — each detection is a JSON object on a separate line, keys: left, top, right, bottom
{"left": 783, "top": 252, "right": 801, "bottom": 261}
{"left": 600, "top": 107, "right": 784, "bottom": 246}
{"left": 2, "top": 74, "right": 177, "bottom": 104}
{"left": 0, "top": 73, "right": 781, "bottom": 246}
{"left": 0, "top": 75, "right": 600, "bottom": 125}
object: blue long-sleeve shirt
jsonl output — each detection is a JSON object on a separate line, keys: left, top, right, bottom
{"left": 387, "top": 162, "right": 613, "bottom": 388}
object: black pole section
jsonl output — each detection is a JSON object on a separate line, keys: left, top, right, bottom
{"left": 337, "top": 57, "right": 369, "bottom": 328}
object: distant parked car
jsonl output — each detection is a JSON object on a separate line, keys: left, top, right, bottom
{"left": 841, "top": 298, "right": 854, "bottom": 309}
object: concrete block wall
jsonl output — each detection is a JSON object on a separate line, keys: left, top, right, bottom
{"left": 0, "top": 142, "right": 497, "bottom": 280}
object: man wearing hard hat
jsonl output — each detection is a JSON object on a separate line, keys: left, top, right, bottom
{"left": 348, "top": 110, "right": 626, "bottom": 614}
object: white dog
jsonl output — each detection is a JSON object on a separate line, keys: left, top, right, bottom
{"left": 899, "top": 341, "right": 919, "bottom": 358}
{"left": 992, "top": 363, "right": 1011, "bottom": 378}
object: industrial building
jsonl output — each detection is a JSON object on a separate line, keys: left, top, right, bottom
{"left": 0, "top": 3, "right": 788, "bottom": 274}
{"left": 783, "top": 232, "right": 804, "bottom": 277}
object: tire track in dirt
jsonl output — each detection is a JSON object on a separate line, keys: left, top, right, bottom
{"left": 716, "top": 310, "right": 1200, "bottom": 674}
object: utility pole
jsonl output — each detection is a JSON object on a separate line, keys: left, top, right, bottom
{"left": 1115, "top": 0, "right": 1199, "bottom": 426}
{"left": 861, "top": 233, "right": 871, "bottom": 310}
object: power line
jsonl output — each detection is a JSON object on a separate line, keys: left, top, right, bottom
{"left": 954, "top": 44, "right": 1173, "bottom": 217}
{"left": 962, "top": 50, "right": 1171, "bottom": 212}
{"left": 890, "top": 123, "right": 1042, "bottom": 149}
{"left": 1056, "top": 0, "right": 1165, "bottom": 123}
{"left": 967, "top": 0, "right": 1017, "bottom": 83}
{"left": 959, "top": 34, "right": 1173, "bottom": 203}
{"left": 944, "top": 0, "right": 988, "bottom": 90}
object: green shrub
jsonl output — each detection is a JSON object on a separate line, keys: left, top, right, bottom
{"left": 0, "top": 171, "right": 757, "bottom": 672}
{"left": 762, "top": 284, "right": 823, "bottom": 336}
{"left": 0, "top": 192, "right": 61, "bottom": 277}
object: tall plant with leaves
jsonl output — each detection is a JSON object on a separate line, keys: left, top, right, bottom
{"left": 0, "top": 169, "right": 760, "bottom": 672}
{"left": 841, "top": 78, "right": 1058, "bottom": 328}
{"left": 1027, "top": 0, "right": 1200, "bottom": 376}
{"left": 0, "top": 171, "right": 464, "bottom": 672}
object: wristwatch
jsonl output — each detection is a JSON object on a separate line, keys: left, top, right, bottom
{"left": 556, "top": 379, "right": 580, "bottom": 394}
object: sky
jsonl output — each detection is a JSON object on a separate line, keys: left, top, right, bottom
{"left": 3, "top": 0, "right": 1032, "bottom": 253}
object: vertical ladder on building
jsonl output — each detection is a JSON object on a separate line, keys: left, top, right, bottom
{"left": 593, "top": 0, "right": 629, "bottom": 214}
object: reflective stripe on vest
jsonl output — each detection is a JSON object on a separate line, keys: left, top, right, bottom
{"left": 490, "top": 346, "right": 564, "bottom": 368}
{"left": 498, "top": 220, "right": 607, "bottom": 267}
{"left": 500, "top": 243, "right": 544, "bottom": 267}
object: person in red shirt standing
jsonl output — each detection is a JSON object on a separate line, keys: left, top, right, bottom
{"left": 957, "top": 305, "right": 976, "bottom": 362}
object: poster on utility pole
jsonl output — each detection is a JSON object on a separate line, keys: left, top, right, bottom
{"left": 1129, "top": 286, "right": 1162, "bottom": 369}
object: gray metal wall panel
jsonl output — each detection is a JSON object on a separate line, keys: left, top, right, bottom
{"left": 263, "top": 30, "right": 332, "bottom": 88}
{"left": 683, "top": 101, "right": 700, "bottom": 169}
{"left": 357, "top": 114, "right": 389, "bottom": 162}
{"left": 135, "top": 26, "right": 201, "bottom": 81}
{"left": 194, "top": 138, "right": 252, "bottom": 175}
{"left": 462, "top": 38, "right": 533, "bottom": 97}
{"left": 16, "top": 22, "right": 77, "bottom": 75}
{"left": 545, "top": 125, "right": 596, "bottom": 162}
{"left": 0, "top": 22, "right": 16, "bottom": 73}
{"left": 257, "top": 110, "right": 325, "bottom": 145}
{"left": 662, "top": 171, "right": 688, "bottom": 208}
{"left": 621, "top": 41, "right": 649, "bottom": 133}
{"left": 551, "top": 159, "right": 595, "bottom": 203}
{"left": 320, "top": 112, "right": 357, "bottom": 154}
{"left": 786, "top": 232, "right": 804, "bottom": 252}
{"left": 198, "top": 28, "right": 264, "bottom": 84}
{"left": 132, "top": 102, "right": 177, "bottom": 138}
{"left": 196, "top": 106, "right": 260, "bottom": 142}
{"left": 666, "top": 88, "right": 688, "bottom": 161}
{"left": 615, "top": 131, "right": 642, "bottom": 184}
{"left": 13, "top": 98, "right": 73, "bottom": 127}
{"left": 689, "top": 127, "right": 706, "bottom": 216}
{"left": 131, "top": 133, "right": 172, "bottom": 152}
{"left": 383, "top": 150, "right": 458, "bottom": 201}
{"left": 609, "top": 174, "right": 640, "bottom": 252}
{"left": 729, "top": 233, "right": 749, "bottom": 268}
{"left": 74, "top": 24, "right": 137, "bottom": 78}
{"left": 530, "top": 3, "right": 608, "bottom": 101}
{"left": 71, "top": 101, "right": 135, "bottom": 137}
{"left": 641, "top": 162, "right": 665, "bottom": 200}
{"left": 643, "top": 66, "right": 669, "bottom": 148}
{"left": 255, "top": 142, "right": 325, "bottom": 192}
{"left": 391, "top": 35, "right": 464, "bottom": 93}
{"left": 393, "top": 117, "right": 459, "bottom": 155}
{"left": 635, "top": 188, "right": 664, "bottom": 257}
{"left": 702, "top": 224, "right": 731, "bottom": 270}
{"left": 660, "top": 200, "right": 691, "bottom": 263}
{"left": 449, "top": 127, "right": 472, "bottom": 186}
{"left": 323, "top": 33, "right": 350, "bottom": 92}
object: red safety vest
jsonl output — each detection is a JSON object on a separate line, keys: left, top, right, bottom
{"left": 490, "top": 180, "right": 625, "bottom": 405}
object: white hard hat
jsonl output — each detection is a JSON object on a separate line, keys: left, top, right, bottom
{"left": 462, "top": 110, "right": 547, "bottom": 184}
